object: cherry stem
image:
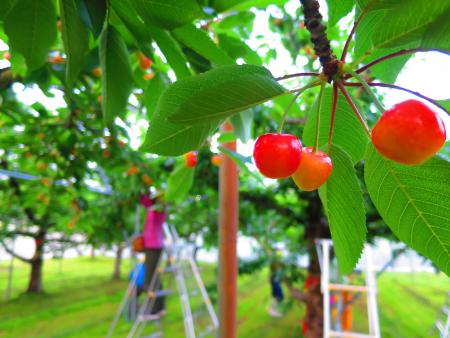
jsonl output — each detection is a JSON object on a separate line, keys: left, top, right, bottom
{"left": 328, "top": 83, "right": 338, "bottom": 148}
{"left": 354, "top": 48, "right": 447, "bottom": 75}
{"left": 347, "top": 69, "right": 385, "bottom": 113}
{"left": 343, "top": 81, "right": 449, "bottom": 114}
{"left": 336, "top": 81, "right": 371, "bottom": 137}
{"left": 340, "top": 11, "right": 366, "bottom": 62}
{"left": 313, "top": 82, "right": 326, "bottom": 152}
{"left": 276, "top": 72, "right": 321, "bottom": 81}
{"left": 278, "top": 80, "right": 322, "bottom": 133}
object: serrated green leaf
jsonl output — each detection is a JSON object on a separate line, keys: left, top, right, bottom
{"left": 4, "top": 0, "right": 57, "bottom": 70}
{"left": 148, "top": 25, "right": 191, "bottom": 80}
{"left": 165, "top": 165, "right": 194, "bottom": 203}
{"left": 172, "top": 24, "right": 234, "bottom": 66}
{"left": 75, "top": 0, "right": 106, "bottom": 38}
{"left": 303, "top": 88, "right": 369, "bottom": 163}
{"left": 365, "top": 143, "right": 450, "bottom": 276}
{"left": 132, "top": 0, "right": 203, "bottom": 30}
{"left": 213, "top": 0, "right": 288, "bottom": 12}
{"left": 318, "top": 146, "right": 366, "bottom": 275}
{"left": 99, "top": 25, "right": 133, "bottom": 123}
{"left": 326, "top": 0, "right": 354, "bottom": 27}
{"left": 59, "top": 0, "right": 89, "bottom": 87}
{"left": 421, "top": 7, "right": 450, "bottom": 51}
{"left": 167, "top": 64, "right": 286, "bottom": 125}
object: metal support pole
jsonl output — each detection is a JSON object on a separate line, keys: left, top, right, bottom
{"left": 218, "top": 121, "right": 238, "bottom": 338}
{"left": 322, "top": 241, "right": 331, "bottom": 338}
{"left": 6, "top": 236, "right": 16, "bottom": 301}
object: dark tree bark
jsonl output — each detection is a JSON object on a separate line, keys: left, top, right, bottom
{"left": 27, "top": 230, "right": 46, "bottom": 293}
{"left": 112, "top": 244, "right": 124, "bottom": 280}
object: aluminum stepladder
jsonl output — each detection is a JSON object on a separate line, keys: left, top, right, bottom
{"left": 434, "top": 291, "right": 450, "bottom": 338}
{"left": 107, "top": 223, "right": 218, "bottom": 338}
{"left": 316, "top": 239, "right": 380, "bottom": 338}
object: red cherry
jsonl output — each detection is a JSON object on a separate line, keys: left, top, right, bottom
{"left": 291, "top": 147, "right": 332, "bottom": 191}
{"left": 139, "top": 53, "right": 152, "bottom": 70}
{"left": 253, "top": 133, "right": 302, "bottom": 179}
{"left": 372, "top": 100, "right": 446, "bottom": 165}
{"left": 184, "top": 151, "right": 197, "bottom": 168}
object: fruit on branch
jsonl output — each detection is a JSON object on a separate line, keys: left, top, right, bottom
{"left": 36, "top": 162, "right": 48, "bottom": 171}
{"left": 372, "top": 100, "right": 446, "bottom": 165}
{"left": 92, "top": 67, "right": 102, "bottom": 78}
{"left": 139, "top": 53, "right": 152, "bottom": 70}
{"left": 50, "top": 54, "right": 65, "bottom": 63}
{"left": 291, "top": 147, "right": 332, "bottom": 191}
{"left": 253, "top": 133, "right": 302, "bottom": 179}
{"left": 184, "top": 151, "right": 198, "bottom": 168}
{"left": 142, "top": 174, "right": 153, "bottom": 186}
{"left": 3, "top": 51, "right": 11, "bottom": 60}
{"left": 211, "top": 154, "right": 222, "bottom": 167}
{"left": 102, "top": 149, "right": 111, "bottom": 158}
{"left": 143, "top": 72, "right": 154, "bottom": 81}
{"left": 127, "top": 166, "right": 139, "bottom": 176}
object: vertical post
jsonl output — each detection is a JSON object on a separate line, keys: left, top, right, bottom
{"left": 322, "top": 241, "right": 330, "bottom": 338}
{"left": 218, "top": 121, "right": 238, "bottom": 338}
{"left": 6, "top": 236, "right": 16, "bottom": 301}
{"left": 365, "top": 245, "right": 381, "bottom": 338}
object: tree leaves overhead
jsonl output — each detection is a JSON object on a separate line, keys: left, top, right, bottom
{"left": 132, "top": 0, "right": 203, "bottom": 30}
{"left": 326, "top": 0, "right": 354, "bottom": 27}
{"left": 4, "top": 0, "right": 57, "bottom": 70}
{"left": 319, "top": 146, "right": 366, "bottom": 275}
{"left": 148, "top": 25, "right": 191, "bottom": 79}
{"left": 59, "top": 0, "right": 89, "bottom": 87}
{"left": 172, "top": 24, "right": 235, "bottom": 66}
{"left": 75, "top": 0, "right": 106, "bottom": 38}
{"left": 99, "top": 25, "right": 133, "bottom": 123}
{"left": 165, "top": 165, "right": 195, "bottom": 203}
{"left": 167, "top": 64, "right": 286, "bottom": 125}
{"left": 144, "top": 73, "right": 168, "bottom": 119}
{"left": 365, "top": 144, "right": 450, "bottom": 276}
{"left": 303, "top": 88, "right": 369, "bottom": 163}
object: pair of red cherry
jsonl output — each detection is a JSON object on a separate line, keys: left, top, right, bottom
{"left": 253, "top": 134, "right": 332, "bottom": 191}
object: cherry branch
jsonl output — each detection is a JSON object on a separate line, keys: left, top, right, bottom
{"left": 336, "top": 81, "right": 371, "bottom": 136}
{"left": 328, "top": 83, "right": 339, "bottom": 147}
{"left": 276, "top": 72, "right": 320, "bottom": 81}
{"left": 0, "top": 239, "right": 32, "bottom": 263}
{"left": 354, "top": 48, "right": 449, "bottom": 75}
{"left": 343, "top": 81, "right": 448, "bottom": 114}
{"left": 340, "top": 11, "right": 366, "bottom": 62}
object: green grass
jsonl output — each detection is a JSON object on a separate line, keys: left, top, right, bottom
{"left": 0, "top": 257, "right": 447, "bottom": 337}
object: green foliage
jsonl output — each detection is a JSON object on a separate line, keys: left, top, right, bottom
{"left": 4, "top": 0, "right": 57, "bottom": 70}
{"left": 326, "top": 0, "right": 354, "bottom": 27}
{"left": 99, "top": 25, "right": 133, "bottom": 123}
{"left": 165, "top": 165, "right": 195, "bottom": 203}
{"left": 75, "top": 0, "right": 106, "bottom": 38}
{"left": 319, "top": 146, "right": 366, "bottom": 275}
{"left": 365, "top": 144, "right": 450, "bottom": 276}
{"left": 59, "top": 0, "right": 90, "bottom": 87}
{"left": 167, "top": 64, "right": 286, "bottom": 125}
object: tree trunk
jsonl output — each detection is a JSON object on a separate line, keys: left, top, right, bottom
{"left": 27, "top": 231, "right": 46, "bottom": 293}
{"left": 303, "top": 193, "right": 330, "bottom": 338}
{"left": 90, "top": 245, "right": 96, "bottom": 259}
{"left": 112, "top": 244, "right": 123, "bottom": 280}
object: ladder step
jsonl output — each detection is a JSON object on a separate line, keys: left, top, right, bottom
{"left": 138, "top": 314, "right": 161, "bottom": 322}
{"left": 436, "top": 320, "right": 445, "bottom": 333}
{"left": 163, "top": 265, "right": 179, "bottom": 273}
{"left": 329, "top": 330, "right": 376, "bottom": 338}
{"left": 148, "top": 289, "right": 173, "bottom": 298}
{"left": 328, "top": 283, "right": 369, "bottom": 292}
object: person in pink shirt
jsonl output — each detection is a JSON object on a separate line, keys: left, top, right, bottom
{"left": 139, "top": 193, "right": 166, "bottom": 315}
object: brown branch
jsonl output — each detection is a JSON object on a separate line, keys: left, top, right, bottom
{"left": 0, "top": 239, "right": 32, "bottom": 263}
{"left": 276, "top": 72, "right": 321, "bottom": 81}
{"left": 300, "top": 0, "right": 338, "bottom": 81}
{"left": 340, "top": 11, "right": 366, "bottom": 62}
{"left": 343, "top": 81, "right": 448, "bottom": 114}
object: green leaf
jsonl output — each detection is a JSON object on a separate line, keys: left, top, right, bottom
{"left": 140, "top": 112, "right": 216, "bottom": 156}
{"left": 421, "top": 7, "right": 450, "bottom": 51}
{"left": 365, "top": 144, "right": 450, "bottom": 276}
{"left": 436, "top": 100, "right": 450, "bottom": 113}
{"left": 4, "top": 0, "right": 57, "bottom": 70}
{"left": 143, "top": 73, "right": 168, "bottom": 119}
{"left": 148, "top": 25, "right": 191, "bottom": 79}
{"left": 303, "top": 88, "right": 369, "bottom": 163}
{"left": 168, "top": 64, "right": 286, "bottom": 125}
{"left": 319, "top": 146, "right": 366, "bottom": 275}
{"left": 213, "top": 0, "right": 288, "bottom": 12}
{"left": 0, "top": 0, "right": 16, "bottom": 21}
{"left": 75, "top": 0, "right": 106, "bottom": 38}
{"left": 326, "top": 0, "right": 354, "bottom": 27}
{"left": 110, "top": 0, "right": 153, "bottom": 58}
{"left": 99, "top": 25, "right": 133, "bottom": 123}
{"left": 218, "top": 146, "right": 264, "bottom": 184}
{"left": 361, "top": 48, "right": 411, "bottom": 83}
{"left": 230, "top": 110, "right": 253, "bottom": 142}
{"left": 132, "top": 0, "right": 203, "bottom": 30}
{"left": 165, "top": 165, "right": 195, "bottom": 203}
{"left": 217, "top": 132, "right": 236, "bottom": 143}
{"left": 59, "top": 0, "right": 90, "bottom": 87}
{"left": 172, "top": 24, "right": 234, "bottom": 66}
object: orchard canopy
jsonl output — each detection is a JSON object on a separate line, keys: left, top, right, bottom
{"left": 0, "top": 0, "right": 450, "bottom": 305}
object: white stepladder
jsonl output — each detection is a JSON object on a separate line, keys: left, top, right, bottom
{"left": 434, "top": 292, "right": 450, "bottom": 338}
{"left": 107, "top": 223, "right": 218, "bottom": 338}
{"left": 315, "top": 239, "right": 380, "bottom": 338}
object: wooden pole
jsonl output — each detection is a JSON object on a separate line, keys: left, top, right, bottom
{"left": 218, "top": 121, "right": 238, "bottom": 338}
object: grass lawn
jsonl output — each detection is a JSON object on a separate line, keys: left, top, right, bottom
{"left": 0, "top": 257, "right": 447, "bottom": 337}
